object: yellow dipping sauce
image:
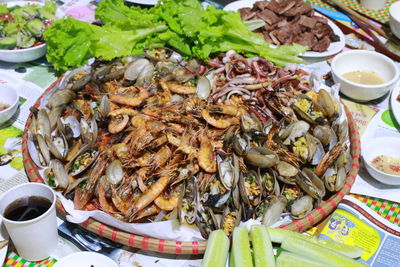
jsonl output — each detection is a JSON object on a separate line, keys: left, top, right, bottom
{"left": 342, "top": 70, "right": 385, "bottom": 85}
{"left": 371, "top": 155, "right": 400, "bottom": 175}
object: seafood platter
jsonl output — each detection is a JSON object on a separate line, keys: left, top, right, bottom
{"left": 22, "top": 46, "right": 360, "bottom": 254}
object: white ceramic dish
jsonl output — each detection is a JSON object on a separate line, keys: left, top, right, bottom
{"left": 223, "top": 0, "right": 345, "bottom": 58}
{"left": 331, "top": 50, "right": 399, "bottom": 102}
{"left": 54, "top": 252, "right": 119, "bottom": 267}
{"left": 0, "top": 82, "right": 19, "bottom": 125}
{"left": 362, "top": 137, "right": 400, "bottom": 185}
{"left": 390, "top": 80, "right": 400, "bottom": 124}
{"left": 389, "top": 1, "right": 400, "bottom": 39}
{"left": 0, "top": 1, "right": 63, "bottom": 63}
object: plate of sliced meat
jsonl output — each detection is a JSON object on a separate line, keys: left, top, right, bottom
{"left": 224, "top": 0, "right": 345, "bottom": 58}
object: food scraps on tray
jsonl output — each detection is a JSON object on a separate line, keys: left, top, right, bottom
{"left": 43, "top": 0, "right": 307, "bottom": 72}
{"left": 0, "top": 1, "right": 57, "bottom": 50}
{"left": 27, "top": 45, "right": 351, "bottom": 238}
{"left": 239, "top": 0, "right": 340, "bottom": 52}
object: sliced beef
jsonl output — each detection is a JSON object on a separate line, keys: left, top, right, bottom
{"left": 312, "top": 24, "right": 332, "bottom": 39}
{"left": 239, "top": 8, "right": 252, "bottom": 20}
{"left": 312, "top": 35, "right": 331, "bottom": 52}
{"left": 284, "top": 2, "right": 313, "bottom": 17}
{"left": 298, "top": 15, "right": 317, "bottom": 29}
{"left": 238, "top": 0, "right": 336, "bottom": 52}
{"left": 257, "top": 9, "right": 280, "bottom": 25}
{"left": 254, "top": 1, "right": 270, "bottom": 11}
{"left": 272, "top": 24, "right": 295, "bottom": 45}
{"left": 295, "top": 32, "right": 317, "bottom": 48}
{"left": 277, "top": 0, "right": 297, "bottom": 15}
{"left": 265, "top": 0, "right": 281, "bottom": 13}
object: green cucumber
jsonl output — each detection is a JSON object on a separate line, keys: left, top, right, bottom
{"left": 201, "top": 229, "right": 230, "bottom": 267}
{"left": 276, "top": 251, "right": 331, "bottom": 267}
{"left": 232, "top": 226, "right": 254, "bottom": 267}
{"left": 0, "top": 36, "right": 17, "bottom": 49}
{"left": 250, "top": 225, "right": 275, "bottom": 267}
{"left": 281, "top": 237, "right": 368, "bottom": 267}
{"left": 268, "top": 228, "right": 362, "bottom": 258}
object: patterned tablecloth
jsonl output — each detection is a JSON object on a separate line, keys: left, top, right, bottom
{"left": 308, "top": 0, "right": 399, "bottom": 23}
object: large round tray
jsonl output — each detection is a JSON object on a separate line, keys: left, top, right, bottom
{"left": 22, "top": 80, "right": 361, "bottom": 254}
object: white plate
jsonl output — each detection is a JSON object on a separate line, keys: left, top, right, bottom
{"left": 124, "top": 0, "right": 158, "bottom": 5}
{"left": 390, "top": 81, "right": 400, "bottom": 124}
{"left": 223, "top": 0, "right": 345, "bottom": 58}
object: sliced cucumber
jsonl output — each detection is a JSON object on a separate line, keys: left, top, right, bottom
{"left": 0, "top": 36, "right": 17, "bottom": 49}
{"left": 250, "top": 225, "right": 275, "bottom": 267}
{"left": 281, "top": 237, "right": 368, "bottom": 267}
{"left": 268, "top": 228, "right": 362, "bottom": 258}
{"left": 201, "top": 229, "right": 230, "bottom": 267}
{"left": 276, "top": 251, "right": 331, "bottom": 267}
{"left": 26, "top": 19, "right": 45, "bottom": 37}
{"left": 232, "top": 226, "right": 254, "bottom": 267}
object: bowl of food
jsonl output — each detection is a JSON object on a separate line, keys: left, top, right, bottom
{"left": 331, "top": 50, "right": 399, "bottom": 102}
{"left": 0, "top": 1, "right": 59, "bottom": 63}
{"left": 0, "top": 84, "right": 19, "bottom": 125}
{"left": 362, "top": 137, "right": 400, "bottom": 185}
{"left": 390, "top": 1, "right": 400, "bottom": 39}
{"left": 53, "top": 252, "right": 119, "bottom": 267}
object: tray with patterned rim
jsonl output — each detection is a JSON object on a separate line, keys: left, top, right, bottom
{"left": 21, "top": 79, "right": 360, "bottom": 254}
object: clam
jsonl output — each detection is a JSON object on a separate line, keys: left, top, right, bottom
{"left": 144, "top": 47, "right": 182, "bottom": 63}
{"left": 238, "top": 171, "right": 262, "bottom": 207}
{"left": 262, "top": 196, "right": 287, "bottom": 227}
{"left": 80, "top": 118, "right": 98, "bottom": 144}
{"left": 259, "top": 169, "right": 280, "bottom": 196}
{"left": 292, "top": 95, "right": 327, "bottom": 126}
{"left": 276, "top": 161, "right": 298, "bottom": 177}
{"left": 217, "top": 155, "right": 238, "bottom": 191}
{"left": 291, "top": 195, "right": 313, "bottom": 218}
{"left": 232, "top": 134, "right": 248, "bottom": 156}
{"left": 48, "top": 106, "right": 64, "bottom": 132}
{"left": 59, "top": 68, "right": 92, "bottom": 91}
{"left": 45, "top": 134, "right": 68, "bottom": 160}
{"left": 313, "top": 125, "right": 337, "bottom": 148}
{"left": 124, "top": 58, "right": 152, "bottom": 81}
{"left": 296, "top": 168, "right": 326, "bottom": 199}
{"left": 36, "top": 134, "right": 50, "bottom": 166}
{"left": 196, "top": 205, "right": 220, "bottom": 239}
{"left": 324, "top": 166, "right": 346, "bottom": 192}
{"left": 95, "top": 95, "right": 110, "bottom": 120}
{"left": 136, "top": 62, "right": 154, "bottom": 86}
{"left": 196, "top": 76, "right": 211, "bottom": 99}
{"left": 241, "top": 112, "right": 263, "bottom": 133}
{"left": 37, "top": 109, "right": 51, "bottom": 137}
{"left": 46, "top": 159, "right": 70, "bottom": 189}
{"left": 317, "top": 89, "right": 339, "bottom": 119}
{"left": 67, "top": 145, "right": 99, "bottom": 176}
{"left": 220, "top": 205, "right": 241, "bottom": 235}
{"left": 244, "top": 147, "right": 279, "bottom": 168}
{"left": 178, "top": 177, "right": 197, "bottom": 225}
{"left": 106, "top": 160, "right": 124, "bottom": 185}
{"left": 47, "top": 89, "right": 76, "bottom": 109}
{"left": 103, "top": 62, "right": 126, "bottom": 82}
{"left": 281, "top": 121, "right": 310, "bottom": 145}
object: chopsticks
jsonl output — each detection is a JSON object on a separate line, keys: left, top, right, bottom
{"left": 329, "top": 0, "right": 390, "bottom": 39}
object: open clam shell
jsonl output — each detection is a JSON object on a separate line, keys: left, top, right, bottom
{"left": 67, "top": 145, "right": 99, "bottom": 176}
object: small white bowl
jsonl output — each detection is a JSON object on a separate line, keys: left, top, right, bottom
{"left": 53, "top": 252, "right": 119, "bottom": 267}
{"left": 362, "top": 137, "right": 400, "bottom": 185}
{"left": 390, "top": 1, "right": 400, "bottom": 39}
{"left": 331, "top": 50, "right": 399, "bottom": 101}
{"left": 0, "top": 86, "right": 19, "bottom": 125}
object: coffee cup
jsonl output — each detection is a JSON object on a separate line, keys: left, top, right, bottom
{"left": 0, "top": 183, "right": 58, "bottom": 261}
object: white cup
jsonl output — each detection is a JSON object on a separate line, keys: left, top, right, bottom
{"left": 360, "top": 0, "right": 387, "bottom": 10}
{"left": 0, "top": 183, "right": 58, "bottom": 261}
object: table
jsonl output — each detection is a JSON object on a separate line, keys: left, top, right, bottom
{"left": 0, "top": 0, "right": 399, "bottom": 266}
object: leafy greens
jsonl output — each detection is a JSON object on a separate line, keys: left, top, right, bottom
{"left": 44, "top": 0, "right": 307, "bottom": 72}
